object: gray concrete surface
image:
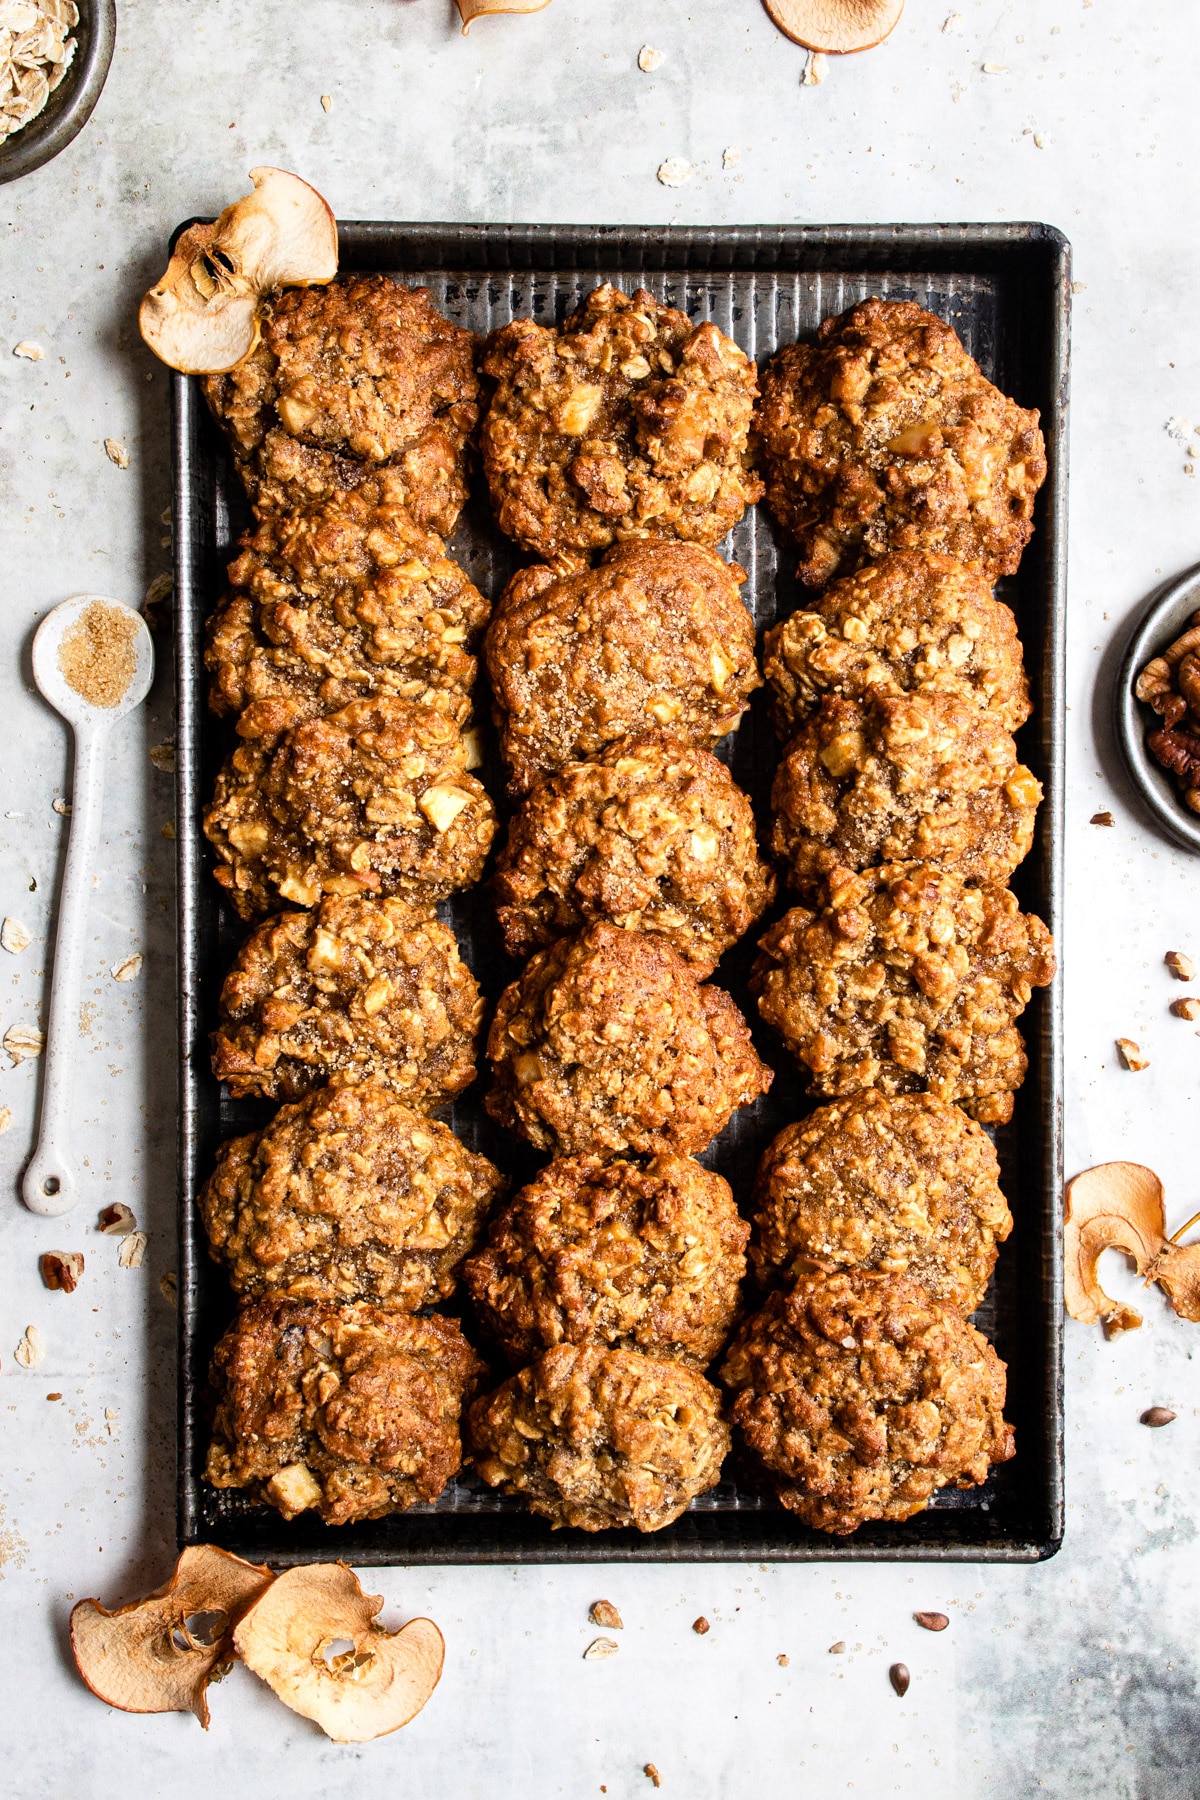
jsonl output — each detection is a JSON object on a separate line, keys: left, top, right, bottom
{"left": 2, "top": 2, "right": 1199, "bottom": 1794}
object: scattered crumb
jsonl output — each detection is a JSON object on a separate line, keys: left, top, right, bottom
{"left": 802, "top": 51, "right": 827, "bottom": 86}
{"left": 1115, "top": 1038, "right": 1149, "bottom": 1072}
{"left": 638, "top": 44, "right": 663, "bottom": 72}
{"left": 829, "top": 1641, "right": 846, "bottom": 1654}
{"left": 320, "top": 93, "right": 332, "bottom": 111}
{"left": 3, "top": 1022, "right": 43, "bottom": 1064}
{"left": 103, "top": 438, "right": 130, "bottom": 469}
{"left": 981, "top": 62, "right": 1009, "bottom": 74}
{"left": 149, "top": 741, "right": 175, "bottom": 773}
{"left": 161, "top": 820, "right": 176, "bottom": 840}
{"left": 118, "top": 1231, "right": 148, "bottom": 1270}
{"left": 1033, "top": 133, "right": 1045, "bottom": 148}
{"left": 692, "top": 1617, "right": 710, "bottom": 1635}
{"left": 1, "top": 917, "right": 31, "bottom": 954}
{"left": 583, "top": 1638, "right": 619, "bottom": 1661}
{"left": 46, "top": 1392, "right": 62, "bottom": 1402}
{"left": 1072, "top": 282, "right": 1088, "bottom": 294}
{"left": 722, "top": 146, "right": 741, "bottom": 170}
{"left": 589, "top": 1600, "right": 623, "bottom": 1629}
{"left": 644, "top": 1767, "right": 661, "bottom": 1789}
{"left": 111, "top": 953, "right": 143, "bottom": 983}
{"left": 13, "top": 340, "right": 44, "bottom": 360}
{"left": 777, "top": 1653, "right": 789, "bottom": 1666}
{"left": 1090, "top": 811, "right": 1114, "bottom": 826}
{"left": 52, "top": 796, "right": 71, "bottom": 816}
{"left": 656, "top": 157, "right": 692, "bottom": 188}
{"left": 14, "top": 1325, "right": 45, "bottom": 1369}
{"left": 104, "top": 1408, "right": 118, "bottom": 1435}
{"left": 0, "top": 1107, "right": 12, "bottom": 1133}
{"left": 160, "top": 1271, "right": 178, "bottom": 1307}
{"left": 143, "top": 571, "right": 173, "bottom": 617}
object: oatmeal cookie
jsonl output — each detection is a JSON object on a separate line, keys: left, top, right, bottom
{"left": 770, "top": 691, "right": 1041, "bottom": 894}
{"left": 750, "top": 863, "right": 1056, "bottom": 1124}
{"left": 719, "top": 1271, "right": 1014, "bottom": 1534}
{"left": 486, "top": 922, "right": 772, "bottom": 1156}
{"left": 210, "top": 895, "right": 483, "bottom": 1105}
{"left": 751, "top": 1093, "right": 1012, "bottom": 1314}
{"left": 467, "top": 1343, "right": 731, "bottom": 1532}
{"left": 485, "top": 540, "right": 759, "bottom": 794}
{"left": 755, "top": 299, "right": 1047, "bottom": 586}
{"left": 203, "top": 276, "right": 478, "bottom": 535}
{"left": 493, "top": 732, "right": 775, "bottom": 970}
{"left": 463, "top": 1152, "right": 749, "bottom": 1367}
{"left": 203, "top": 696, "right": 496, "bottom": 920}
{"left": 205, "top": 1298, "right": 484, "bottom": 1526}
{"left": 197, "top": 1082, "right": 504, "bottom": 1310}
{"left": 206, "top": 492, "right": 488, "bottom": 735}
{"left": 480, "top": 282, "right": 763, "bottom": 562}
{"left": 763, "top": 550, "right": 1030, "bottom": 738}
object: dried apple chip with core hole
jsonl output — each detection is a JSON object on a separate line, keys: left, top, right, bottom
{"left": 1063, "top": 1161, "right": 1200, "bottom": 1331}
{"left": 69, "top": 1545, "right": 273, "bottom": 1727}
{"left": 233, "top": 1563, "right": 444, "bottom": 1743}
{"left": 139, "top": 168, "right": 338, "bottom": 375}
{"left": 763, "top": 0, "right": 904, "bottom": 53}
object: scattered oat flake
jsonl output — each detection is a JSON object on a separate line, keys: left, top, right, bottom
{"left": 160, "top": 1271, "right": 178, "bottom": 1307}
{"left": 111, "top": 953, "right": 143, "bottom": 982}
{"left": 320, "top": 93, "right": 332, "bottom": 111}
{"left": 103, "top": 438, "right": 130, "bottom": 469}
{"left": 1, "top": 917, "right": 31, "bottom": 954}
{"left": 14, "top": 1325, "right": 44, "bottom": 1370}
{"left": 148, "top": 741, "right": 175, "bottom": 773}
{"left": 982, "top": 62, "right": 1009, "bottom": 74}
{"left": 583, "top": 1637, "right": 619, "bottom": 1661}
{"left": 1072, "top": 281, "right": 1087, "bottom": 294}
{"left": 0, "top": 1107, "right": 12, "bottom": 1134}
{"left": 52, "top": 796, "right": 71, "bottom": 815}
{"left": 1090, "top": 811, "right": 1114, "bottom": 826}
{"left": 589, "top": 1600, "right": 623, "bottom": 1629}
{"left": 4, "top": 1022, "right": 43, "bottom": 1064}
{"left": 942, "top": 10, "right": 964, "bottom": 29}
{"left": 802, "top": 51, "right": 827, "bottom": 85}
{"left": 98, "top": 1202, "right": 136, "bottom": 1235}
{"left": 638, "top": 44, "right": 663, "bottom": 72}
{"left": 13, "top": 340, "right": 44, "bottom": 360}
{"left": 829, "top": 1641, "right": 846, "bottom": 1654}
{"left": 104, "top": 1408, "right": 118, "bottom": 1435}
{"left": 143, "top": 571, "right": 173, "bottom": 610}
{"left": 722, "top": 145, "right": 741, "bottom": 170}
{"left": 656, "top": 157, "right": 692, "bottom": 188}
{"left": 1116, "top": 1038, "right": 1149, "bottom": 1071}
{"left": 40, "top": 1250, "right": 84, "bottom": 1293}
{"left": 644, "top": 1768, "right": 661, "bottom": 1790}
{"left": 1033, "top": 133, "right": 1045, "bottom": 148}
{"left": 118, "top": 1230, "right": 148, "bottom": 1269}
{"left": 161, "top": 820, "right": 176, "bottom": 839}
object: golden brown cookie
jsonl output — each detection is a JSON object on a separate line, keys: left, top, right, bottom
{"left": 467, "top": 1343, "right": 731, "bottom": 1532}
{"left": 203, "top": 276, "right": 478, "bottom": 535}
{"left": 205, "top": 491, "right": 488, "bottom": 735}
{"left": 755, "top": 298, "right": 1047, "bottom": 586}
{"left": 769, "top": 690, "right": 1041, "bottom": 894}
{"left": 205, "top": 1298, "right": 485, "bottom": 1526}
{"left": 480, "top": 282, "right": 762, "bottom": 562}
{"left": 750, "top": 1093, "right": 1012, "bottom": 1314}
{"left": 463, "top": 1152, "right": 749, "bottom": 1367}
{"left": 197, "top": 1083, "right": 504, "bottom": 1310}
{"left": 763, "top": 550, "right": 1030, "bottom": 738}
{"left": 750, "top": 863, "right": 1056, "bottom": 1124}
{"left": 719, "top": 1271, "right": 1014, "bottom": 1534}
{"left": 203, "top": 697, "right": 496, "bottom": 920}
{"left": 486, "top": 922, "right": 772, "bottom": 1156}
{"left": 492, "top": 732, "right": 774, "bottom": 971}
{"left": 210, "top": 895, "right": 483, "bottom": 1106}
{"left": 484, "top": 540, "right": 760, "bottom": 794}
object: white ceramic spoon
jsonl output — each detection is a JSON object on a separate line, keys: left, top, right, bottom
{"left": 22, "top": 595, "right": 155, "bottom": 1216}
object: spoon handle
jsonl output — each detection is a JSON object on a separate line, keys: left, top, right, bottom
{"left": 23, "top": 725, "right": 107, "bottom": 1216}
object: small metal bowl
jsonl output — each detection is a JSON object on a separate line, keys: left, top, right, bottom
{"left": 0, "top": 0, "right": 116, "bottom": 187}
{"left": 1117, "top": 562, "right": 1200, "bottom": 856}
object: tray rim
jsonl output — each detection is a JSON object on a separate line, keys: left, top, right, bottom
{"left": 172, "top": 217, "right": 1070, "bottom": 1566}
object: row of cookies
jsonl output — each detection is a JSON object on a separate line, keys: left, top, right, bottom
{"left": 716, "top": 299, "right": 1054, "bottom": 1530}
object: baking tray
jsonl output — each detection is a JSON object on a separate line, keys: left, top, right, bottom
{"left": 173, "top": 222, "right": 1069, "bottom": 1564}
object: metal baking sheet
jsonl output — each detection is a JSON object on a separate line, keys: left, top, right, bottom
{"left": 173, "top": 221, "right": 1069, "bottom": 1564}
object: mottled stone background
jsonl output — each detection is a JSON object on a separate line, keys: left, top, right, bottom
{"left": 1, "top": 3, "right": 1198, "bottom": 1795}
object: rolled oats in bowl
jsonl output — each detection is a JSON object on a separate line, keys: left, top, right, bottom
{"left": 0, "top": 0, "right": 77, "bottom": 145}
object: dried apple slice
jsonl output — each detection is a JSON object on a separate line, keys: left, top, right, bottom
{"left": 233, "top": 1563, "right": 444, "bottom": 1743}
{"left": 69, "top": 1545, "right": 273, "bottom": 1727}
{"left": 456, "top": 0, "right": 551, "bottom": 25}
{"left": 139, "top": 168, "right": 338, "bottom": 375}
{"left": 1063, "top": 1162, "right": 1166, "bottom": 1329}
{"left": 763, "top": 0, "right": 904, "bottom": 53}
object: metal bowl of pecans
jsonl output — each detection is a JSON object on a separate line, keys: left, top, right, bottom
{"left": 0, "top": 0, "right": 115, "bottom": 187}
{"left": 1119, "top": 562, "right": 1200, "bottom": 856}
